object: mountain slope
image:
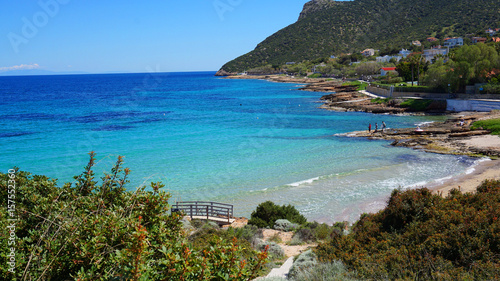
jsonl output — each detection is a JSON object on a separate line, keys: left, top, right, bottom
{"left": 218, "top": 0, "right": 500, "bottom": 74}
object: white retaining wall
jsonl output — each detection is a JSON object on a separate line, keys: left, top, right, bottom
{"left": 447, "top": 99, "right": 500, "bottom": 112}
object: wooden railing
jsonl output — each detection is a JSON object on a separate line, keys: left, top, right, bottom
{"left": 172, "top": 201, "right": 234, "bottom": 224}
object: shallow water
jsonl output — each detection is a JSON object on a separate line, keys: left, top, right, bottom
{"left": 0, "top": 72, "right": 477, "bottom": 222}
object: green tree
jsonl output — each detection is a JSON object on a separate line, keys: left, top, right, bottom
{"left": 451, "top": 44, "right": 499, "bottom": 87}
{"left": 396, "top": 55, "right": 427, "bottom": 85}
{"left": 355, "top": 62, "right": 381, "bottom": 76}
{"left": 248, "top": 201, "right": 307, "bottom": 228}
{"left": 421, "top": 58, "right": 450, "bottom": 91}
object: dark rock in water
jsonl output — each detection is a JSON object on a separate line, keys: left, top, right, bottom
{"left": 215, "top": 69, "right": 236, "bottom": 77}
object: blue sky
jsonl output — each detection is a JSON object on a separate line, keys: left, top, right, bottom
{"left": 1, "top": 0, "right": 312, "bottom": 73}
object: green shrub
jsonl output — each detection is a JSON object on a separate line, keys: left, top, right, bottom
{"left": 290, "top": 261, "right": 358, "bottom": 281}
{"left": 248, "top": 201, "right": 307, "bottom": 228}
{"left": 274, "top": 219, "right": 299, "bottom": 232}
{"left": 484, "top": 83, "right": 500, "bottom": 94}
{"left": 0, "top": 153, "right": 268, "bottom": 280}
{"left": 256, "top": 240, "right": 284, "bottom": 259}
{"left": 226, "top": 224, "right": 263, "bottom": 244}
{"left": 291, "top": 228, "right": 316, "bottom": 245}
{"left": 370, "top": 97, "right": 391, "bottom": 104}
{"left": 342, "top": 81, "right": 368, "bottom": 91}
{"left": 314, "top": 223, "right": 333, "bottom": 240}
{"left": 188, "top": 226, "right": 258, "bottom": 264}
{"left": 399, "top": 99, "right": 433, "bottom": 111}
{"left": 288, "top": 249, "right": 318, "bottom": 279}
{"left": 308, "top": 73, "right": 323, "bottom": 78}
{"left": 386, "top": 76, "right": 404, "bottom": 84}
{"left": 315, "top": 183, "right": 500, "bottom": 280}
{"left": 289, "top": 236, "right": 304, "bottom": 246}
{"left": 472, "top": 118, "right": 500, "bottom": 135}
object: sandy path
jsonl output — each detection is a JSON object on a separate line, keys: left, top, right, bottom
{"left": 261, "top": 229, "right": 316, "bottom": 258}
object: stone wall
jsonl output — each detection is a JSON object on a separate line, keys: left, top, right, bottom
{"left": 447, "top": 99, "right": 500, "bottom": 112}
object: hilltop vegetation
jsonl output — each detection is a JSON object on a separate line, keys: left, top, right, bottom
{"left": 219, "top": 0, "right": 500, "bottom": 73}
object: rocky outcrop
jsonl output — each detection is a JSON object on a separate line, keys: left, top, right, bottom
{"left": 343, "top": 112, "right": 500, "bottom": 157}
{"left": 215, "top": 69, "right": 237, "bottom": 77}
{"left": 298, "top": 0, "right": 336, "bottom": 20}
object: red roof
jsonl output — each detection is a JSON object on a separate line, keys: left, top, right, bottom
{"left": 381, "top": 67, "right": 396, "bottom": 71}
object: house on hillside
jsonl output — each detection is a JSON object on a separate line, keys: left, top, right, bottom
{"left": 361, "top": 49, "right": 375, "bottom": 56}
{"left": 312, "top": 63, "right": 326, "bottom": 73}
{"left": 444, "top": 37, "right": 463, "bottom": 48}
{"left": 412, "top": 40, "right": 422, "bottom": 46}
{"left": 427, "top": 37, "right": 438, "bottom": 42}
{"left": 472, "top": 37, "right": 487, "bottom": 44}
{"left": 486, "top": 28, "right": 499, "bottom": 36}
{"left": 399, "top": 49, "right": 412, "bottom": 58}
{"left": 423, "top": 48, "right": 448, "bottom": 62}
{"left": 493, "top": 37, "right": 500, "bottom": 43}
{"left": 380, "top": 67, "right": 397, "bottom": 76}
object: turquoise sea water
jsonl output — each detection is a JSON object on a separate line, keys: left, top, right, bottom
{"left": 0, "top": 72, "right": 478, "bottom": 222}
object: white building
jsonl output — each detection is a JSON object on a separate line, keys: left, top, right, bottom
{"left": 399, "top": 49, "right": 412, "bottom": 58}
{"left": 486, "top": 28, "right": 499, "bottom": 36}
{"left": 376, "top": 55, "right": 402, "bottom": 63}
{"left": 443, "top": 37, "right": 463, "bottom": 48}
{"left": 423, "top": 48, "right": 448, "bottom": 62}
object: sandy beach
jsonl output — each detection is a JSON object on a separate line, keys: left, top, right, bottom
{"left": 430, "top": 134, "right": 500, "bottom": 196}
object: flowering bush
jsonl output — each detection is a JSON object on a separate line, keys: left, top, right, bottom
{"left": 0, "top": 152, "right": 267, "bottom": 280}
{"left": 316, "top": 184, "right": 500, "bottom": 279}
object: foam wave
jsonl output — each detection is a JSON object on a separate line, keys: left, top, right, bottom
{"left": 466, "top": 157, "right": 491, "bottom": 174}
{"left": 287, "top": 176, "right": 321, "bottom": 187}
{"left": 414, "top": 121, "right": 435, "bottom": 127}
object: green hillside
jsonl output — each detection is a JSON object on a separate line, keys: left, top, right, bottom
{"left": 219, "top": 0, "right": 500, "bottom": 73}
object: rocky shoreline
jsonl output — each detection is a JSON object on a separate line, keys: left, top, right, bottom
{"left": 342, "top": 111, "right": 500, "bottom": 158}
{"left": 223, "top": 74, "right": 448, "bottom": 114}
{"left": 223, "top": 74, "right": 500, "bottom": 158}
